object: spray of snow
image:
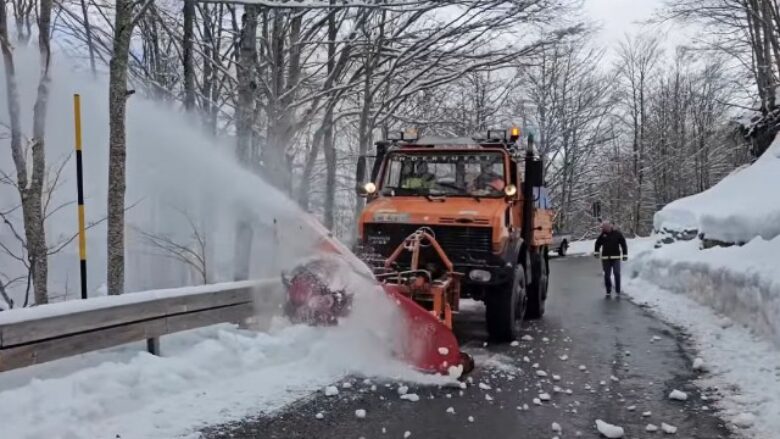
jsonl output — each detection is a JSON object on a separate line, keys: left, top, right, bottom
{"left": 0, "top": 46, "right": 453, "bottom": 439}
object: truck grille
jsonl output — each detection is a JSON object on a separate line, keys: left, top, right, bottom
{"left": 361, "top": 223, "right": 493, "bottom": 267}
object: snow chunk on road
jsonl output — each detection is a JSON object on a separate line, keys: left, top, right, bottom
{"left": 397, "top": 385, "right": 409, "bottom": 395}
{"left": 400, "top": 393, "right": 420, "bottom": 402}
{"left": 533, "top": 398, "right": 542, "bottom": 405}
{"left": 661, "top": 422, "right": 678, "bottom": 434}
{"left": 578, "top": 365, "right": 587, "bottom": 371}
{"left": 355, "top": 409, "right": 367, "bottom": 418}
{"left": 468, "top": 416, "right": 475, "bottom": 423}
{"left": 446, "top": 407, "right": 455, "bottom": 414}
{"left": 692, "top": 357, "right": 705, "bottom": 371}
{"left": 404, "top": 431, "right": 411, "bottom": 438}
{"left": 521, "top": 334, "right": 534, "bottom": 341}
{"left": 478, "top": 382, "right": 492, "bottom": 390}
{"left": 539, "top": 392, "right": 551, "bottom": 401}
{"left": 646, "top": 424, "right": 659, "bottom": 432}
{"left": 559, "top": 354, "right": 569, "bottom": 361}
{"left": 552, "top": 422, "right": 562, "bottom": 433}
{"left": 536, "top": 370, "right": 548, "bottom": 378}
{"left": 510, "top": 341, "right": 520, "bottom": 347}
{"left": 315, "top": 412, "right": 324, "bottom": 419}
{"left": 642, "top": 411, "right": 652, "bottom": 417}
{"left": 325, "top": 386, "right": 339, "bottom": 396}
{"left": 732, "top": 413, "right": 756, "bottom": 428}
{"left": 595, "top": 419, "right": 624, "bottom": 438}
{"left": 552, "top": 374, "right": 561, "bottom": 381}
{"left": 668, "top": 389, "right": 688, "bottom": 401}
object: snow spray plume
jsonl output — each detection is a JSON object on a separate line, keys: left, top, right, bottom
{"left": 1, "top": 46, "right": 439, "bottom": 383}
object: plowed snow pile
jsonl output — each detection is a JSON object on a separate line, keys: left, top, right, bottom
{"left": 627, "top": 136, "right": 780, "bottom": 439}
{"left": 653, "top": 136, "right": 780, "bottom": 243}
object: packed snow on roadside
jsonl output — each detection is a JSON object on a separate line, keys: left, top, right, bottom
{"left": 653, "top": 136, "right": 780, "bottom": 243}
{"left": 0, "top": 259, "right": 453, "bottom": 439}
{"left": 625, "top": 279, "right": 780, "bottom": 438}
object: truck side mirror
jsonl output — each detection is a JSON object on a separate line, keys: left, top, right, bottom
{"left": 527, "top": 159, "right": 543, "bottom": 187}
{"left": 355, "top": 155, "right": 378, "bottom": 197}
{"left": 355, "top": 155, "right": 367, "bottom": 195}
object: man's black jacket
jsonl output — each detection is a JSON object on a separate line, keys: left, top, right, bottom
{"left": 595, "top": 230, "right": 628, "bottom": 258}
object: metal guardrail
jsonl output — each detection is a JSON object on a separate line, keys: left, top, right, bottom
{"left": 0, "top": 280, "right": 280, "bottom": 372}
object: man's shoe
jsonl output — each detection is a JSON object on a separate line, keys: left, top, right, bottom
{"left": 605, "top": 291, "right": 611, "bottom": 297}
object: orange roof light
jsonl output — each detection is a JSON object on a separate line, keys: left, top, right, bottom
{"left": 509, "top": 126, "right": 521, "bottom": 141}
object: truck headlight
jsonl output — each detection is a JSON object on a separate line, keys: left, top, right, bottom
{"left": 469, "top": 269, "right": 492, "bottom": 282}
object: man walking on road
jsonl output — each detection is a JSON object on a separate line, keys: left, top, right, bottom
{"left": 594, "top": 221, "right": 628, "bottom": 297}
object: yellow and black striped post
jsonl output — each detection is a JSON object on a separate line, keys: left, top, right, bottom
{"left": 74, "top": 94, "right": 88, "bottom": 299}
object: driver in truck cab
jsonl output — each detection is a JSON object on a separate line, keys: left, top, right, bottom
{"left": 469, "top": 163, "right": 505, "bottom": 193}
{"left": 401, "top": 161, "right": 435, "bottom": 190}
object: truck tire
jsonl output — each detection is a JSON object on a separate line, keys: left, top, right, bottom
{"left": 486, "top": 265, "right": 526, "bottom": 342}
{"left": 558, "top": 241, "right": 568, "bottom": 257}
{"left": 526, "top": 252, "right": 548, "bottom": 320}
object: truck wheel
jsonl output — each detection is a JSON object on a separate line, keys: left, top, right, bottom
{"left": 486, "top": 265, "right": 526, "bottom": 342}
{"left": 558, "top": 241, "right": 568, "bottom": 257}
{"left": 526, "top": 252, "right": 548, "bottom": 319}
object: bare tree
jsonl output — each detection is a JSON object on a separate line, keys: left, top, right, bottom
{"left": 133, "top": 208, "right": 209, "bottom": 284}
{"left": 107, "top": 0, "right": 154, "bottom": 295}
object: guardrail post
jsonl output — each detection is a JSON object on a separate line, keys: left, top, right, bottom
{"left": 147, "top": 337, "right": 160, "bottom": 356}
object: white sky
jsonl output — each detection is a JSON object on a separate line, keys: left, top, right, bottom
{"left": 584, "top": 0, "right": 684, "bottom": 56}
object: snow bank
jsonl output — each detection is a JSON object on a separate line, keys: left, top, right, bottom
{"left": 654, "top": 136, "right": 780, "bottom": 243}
{"left": 628, "top": 237, "right": 780, "bottom": 342}
{"left": 0, "top": 255, "right": 451, "bottom": 438}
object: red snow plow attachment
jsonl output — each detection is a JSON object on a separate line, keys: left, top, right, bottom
{"left": 283, "top": 225, "right": 473, "bottom": 377}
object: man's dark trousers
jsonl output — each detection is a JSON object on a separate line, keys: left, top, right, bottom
{"left": 602, "top": 259, "right": 621, "bottom": 294}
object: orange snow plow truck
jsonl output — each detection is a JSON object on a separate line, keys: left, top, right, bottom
{"left": 354, "top": 129, "right": 554, "bottom": 349}
{"left": 287, "top": 128, "right": 553, "bottom": 377}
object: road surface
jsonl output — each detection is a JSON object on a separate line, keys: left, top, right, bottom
{"left": 202, "top": 256, "right": 732, "bottom": 439}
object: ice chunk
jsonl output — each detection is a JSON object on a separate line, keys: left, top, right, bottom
{"left": 661, "top": 422, "right": 678, "bottom": 434}
{"left": 732, "top": 413, "right": 756, "bottom": 428}
{"left": 552, "top": 422, "right": 562, "bottom": 433}
{"left": 595, "top": 419, "right": 624, "bottom": 438}
{"left": 552, "top": 374, "right": 561, "bottom": 381}
{"left": 485, "top": 394, "right": 493, "bottom": 401}
{"left": 342, "top": 382, "right": 353, "bottom": 389}
{"left": 324, "top": 386, "right": 339, "bottom": 397}
{"left": 579, "top": 365, "right": 587, "bottom": 371}
{"left": 522, "top": 335, "right": 534, "bottom": 341}
{"left": 404, "top": 431, "right": 411, "bottom": 438}
{"left": 446, "top": 407, "right": 455, "bottom": 414}
{"left": 692, "top": 357, "right": 705, "bottom": 371}
{"left": 468, "top": 416, "right": 475, "bottom": 422}
{"left": 533, "top": 398, "right": 542, "bottom": 405}
{"left": 536, "top": 370, "right": 548, "bottom": 378}
{"left": 646, "top": 424, "right": 658, "bottom": 432}
{"left": 400, "top": 393, "right": 420, "bottom": 402}
{"left": 642, "top": 411, "right": 652, "bottom": 417}
{"left": 315, "top": 412, "right": 324, "bottom": 420}
{"left": 539, "top": 393, "right": 551, "bottom": 401}
{"left": 559, "top": 354, "right": 569, "bottom": 361}
{"left": 626, "top": 405, "right": 636, "bottom": 411}
{"left": 397, "top": 385, "right": 409, "bottom": 395}
{"left": 479, "top": 382, "right": 492, "bottom": 390}
{"left": 510, "top": 340, "right": 520, "bottom": 347}
{"left": 668, "top": 390, "right": 688, "bottom": 401}
{"left": 355, "top": 409, "right": 367, "bottom": 418}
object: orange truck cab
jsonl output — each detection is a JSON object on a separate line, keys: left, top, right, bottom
{"left": 355, "top": 129, "right": 554, "bottom": 341}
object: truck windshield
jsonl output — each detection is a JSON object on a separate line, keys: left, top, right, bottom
{"left": 381, "top": 151, "right": 506, "bottom": 197}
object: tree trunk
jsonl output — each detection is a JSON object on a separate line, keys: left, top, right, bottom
{"left": 182, "top": 0, "right": 195, "bottom": 112}
{"left": 322, "top": 3, "right": 337, "bottom": 229}
{"left": 233, "top": 5, "right": 258, "bottom": 281}
{"left": 107, "top": 0, "right": 135, "bottom": 295}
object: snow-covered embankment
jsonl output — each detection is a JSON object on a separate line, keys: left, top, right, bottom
{"left": 625, "top": 136, "right": 780, "bottom": 438}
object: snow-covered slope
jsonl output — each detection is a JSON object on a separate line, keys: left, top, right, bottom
{"left": 654, "top": 137, "right": 780, "bottom": 243}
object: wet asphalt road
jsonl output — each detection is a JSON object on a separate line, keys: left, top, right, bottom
{"left": 203, "top": 256, "right": 733, "bottom": 439}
